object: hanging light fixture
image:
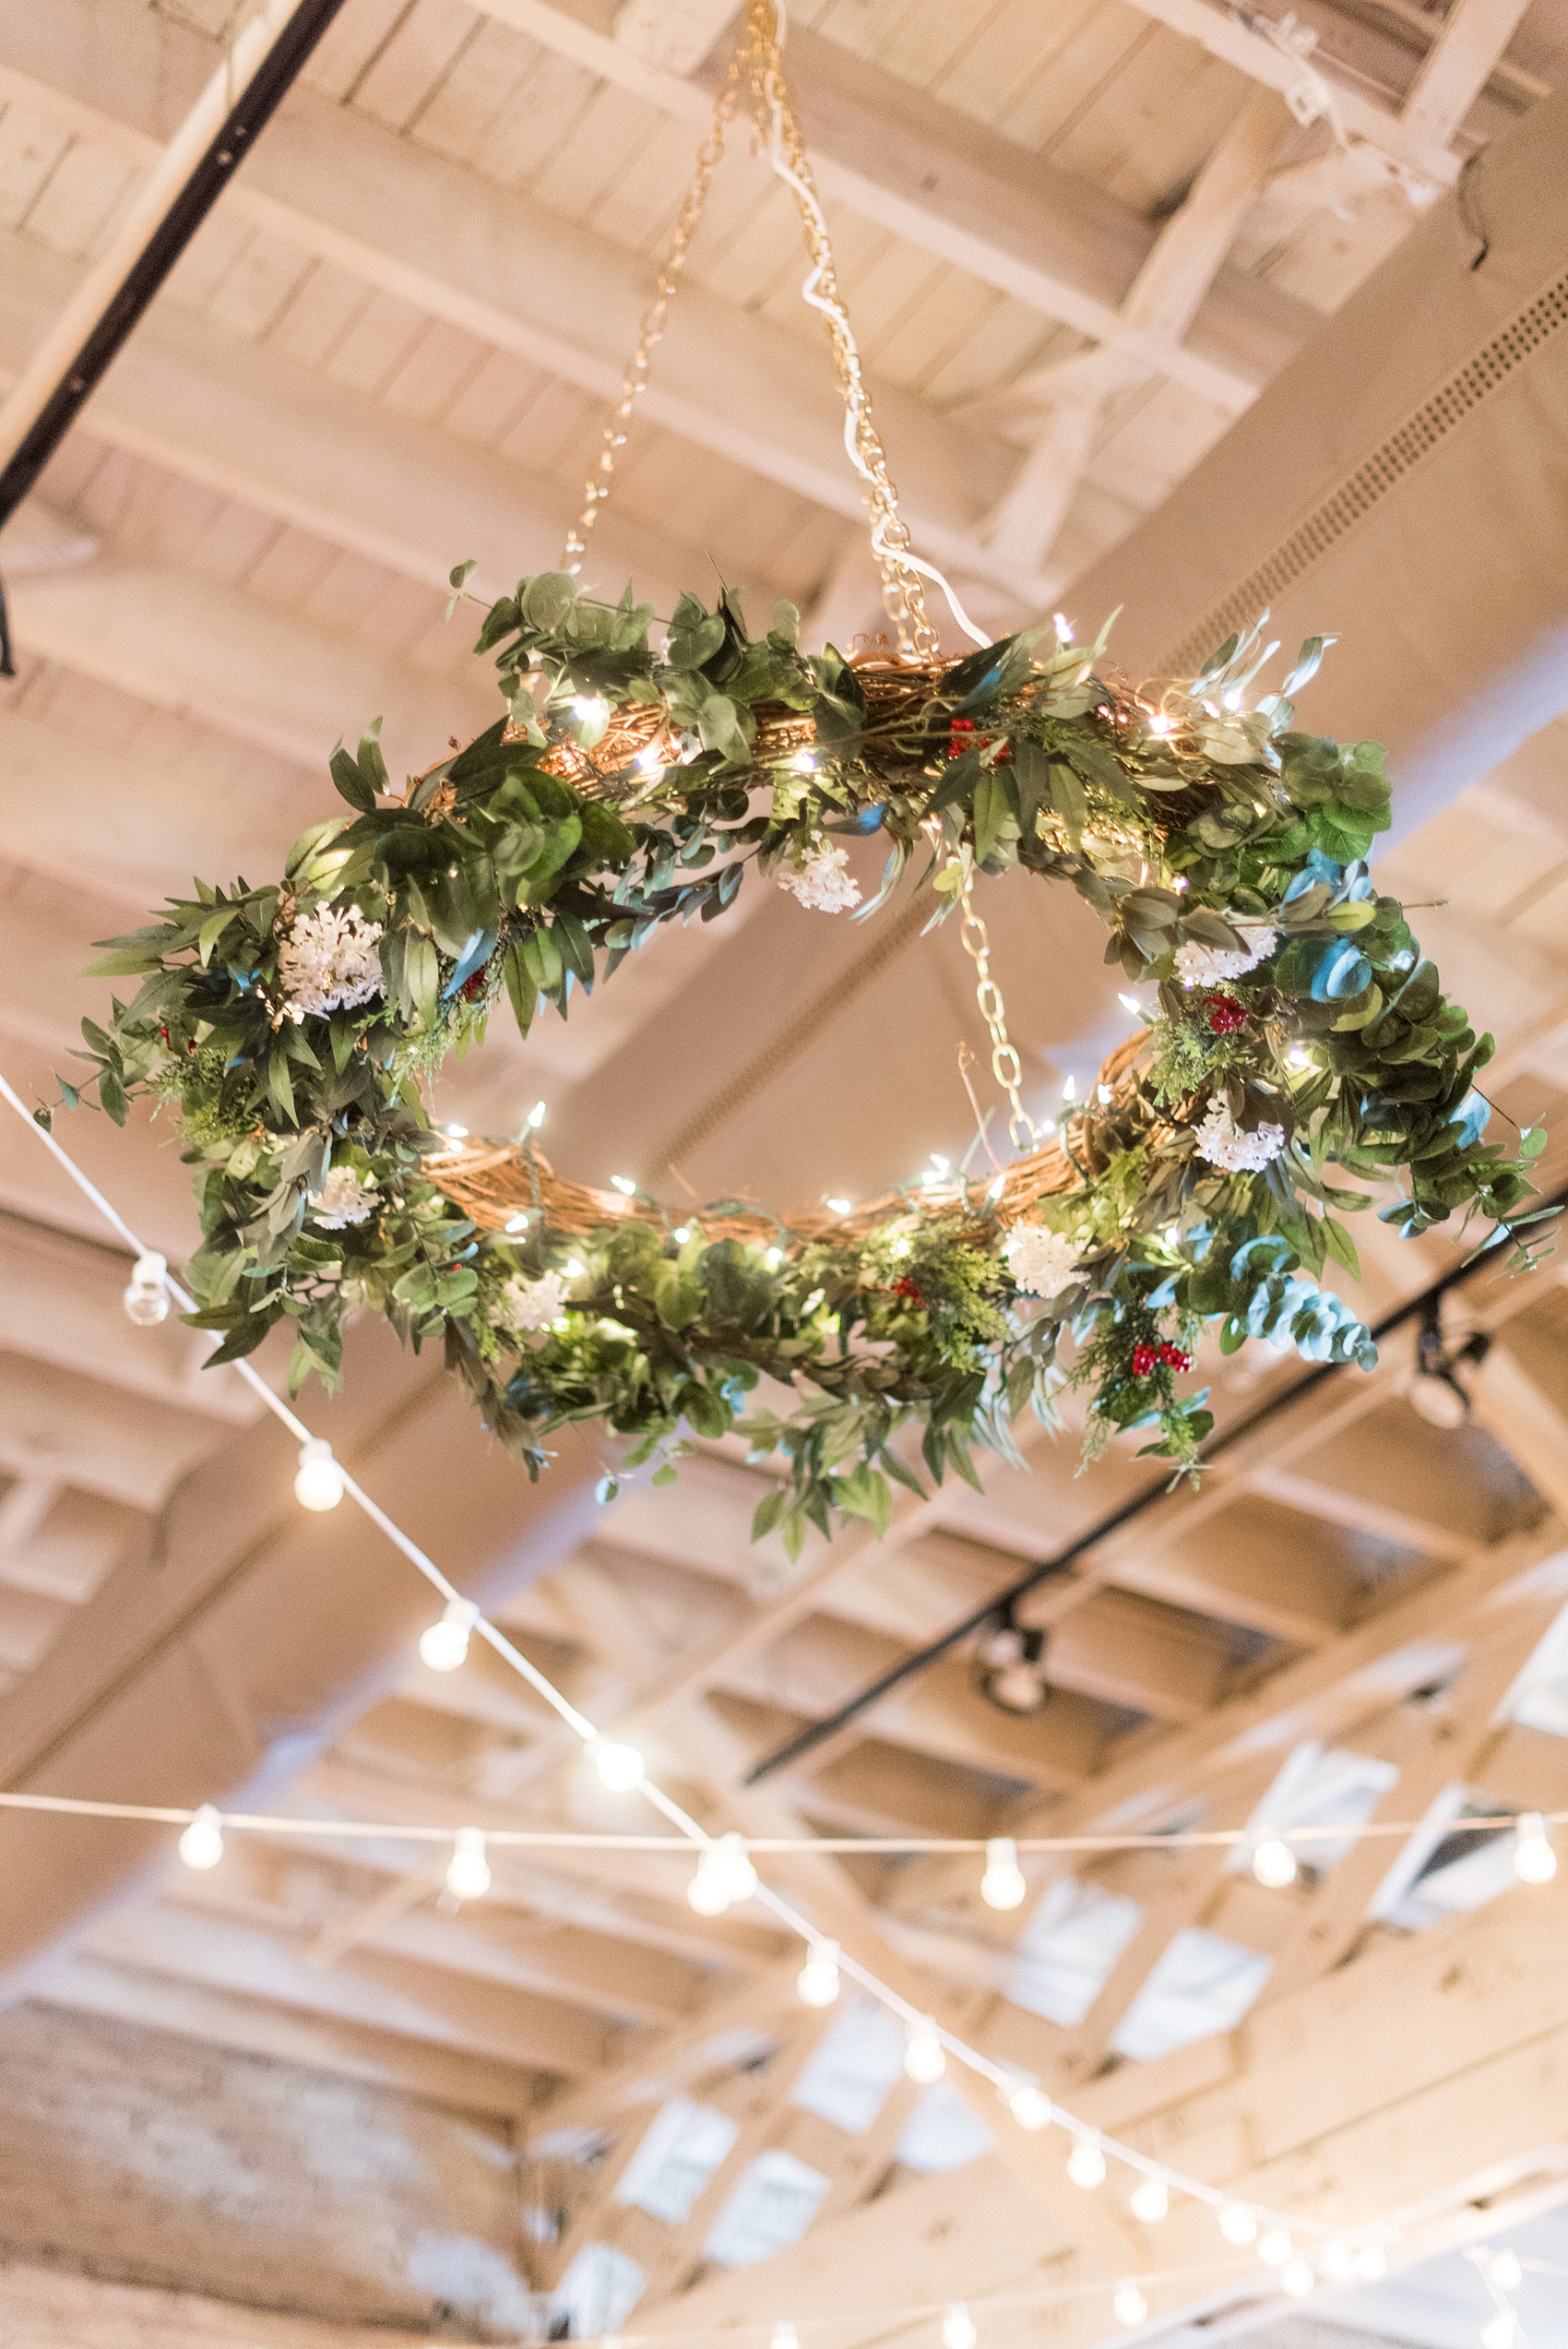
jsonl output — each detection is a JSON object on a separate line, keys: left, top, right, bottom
{"left": 1408, "top": 1297, "right": 1490, "bottom": 1428}
{"left": 975, "top": 1606, "right": 1050, "bottom": 1715}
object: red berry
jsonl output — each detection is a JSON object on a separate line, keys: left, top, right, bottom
{"left": 1158, "top": 1341, "right": 1193, "bottom": 1372}
{"left": 1204, "top": 994, "right": 1247, "bottom": 1034}
{"left": 462, "top": 969, "right": 487, "bottom": 1000}
{"left": 1131, "top": 1341, "right": 1158, "bottom": 1377}
{"left": 892, "top": 1274, "right": 924, "bottom": 1305}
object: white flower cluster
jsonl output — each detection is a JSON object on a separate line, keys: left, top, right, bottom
{"left": 307, "top": 1167, "right": 379, "bottom": 1227}
{"left": 277, "top": 904, "right": 385, "bottom": 1019}
{"left": 497, "top": 1270, "right": 570, "bottom": 1332}
{"left": 778, "top": 841, "right": 861, "bottom": 914}
{"left": 1172, "top": 924, "right": 1277, "bottom": 989}
{"left": 1194, "top": 1101, "right": 1286, "bottom": 1173}
{"left": 1003, "top": 1220, "right": 1082, "bottom": 1299}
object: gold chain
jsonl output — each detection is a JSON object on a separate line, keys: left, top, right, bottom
{"left": 562, "top": 2, "right": 935, "bottom": 655}
{"left": 959, "top": 876, "right": 1038, "bottom": 1151}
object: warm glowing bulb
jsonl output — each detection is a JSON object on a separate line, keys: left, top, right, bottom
{"left": 765, "top": 1246, "right": 784, "bottom": 1270}
{"left": 419, "top": 1600, "right": 477, "bottom": 1672}
{"left": 1258, "top": 2228, "right": 1293, "bottom": 2269}
{"left": 826, "top": 1198, "right": 852, "bottom": 1217}
{"left": 790, "top": 751, "right": 816, "bottom": 774}
{"left": 293, "top": 1437, "right": 345, "bottom": 1511}
{"left": 1280, "top": 2259, "right": 1314, "bottom": 2298}
{"left": 1067, "top": 2140, "right": 1107, "bottom": 2188}
{"left": 980, "top": 1836, "right": 1027, "bottom": 1911}
{"left": 1514, "top": 1812, "right": 1558, "bottom": 1882}
{"left": 526, "top": 1100, "right": 547, "bottom": 1129}
{"left": 445, "top": 1827, "right": 491, "bottom": 1901}
{"left": 636, "top": 745, "right": 663, "bottom": 771}
{"left": 592, "top": 1740, "right": 646, "bottom": 1792}
{"left": 573, "top": 695, "right": 609, "bottom": 726}
{"left": 1353, "top": 2242, "right": 1387, "bottom": 2280}
{"left": 1488, "top": 2248, "right": 1524, "bottom": 2292}
{"left": 123, "top": 1250, "right": 171, "bottom": 1326}
{"left": 610, "top": 1174, "right": 636, "bottom": 1196}
{"left": 1218, "top": 2204, "right": 1258, "bottom": 2245}
{"left": 687, "top": 1832, "right": 755, "bottom": 1914}
{"left": 1320, "top": 2243, "right": 1355, "bottom": 2281}
{"left": 178, "top": 1805, "right": 224, "bottom": 1870}
{"left": 1252, "top": 1836, "right": 1298, "bottom": 1890}
{"left": 1146, "top": 712, "right": 1170, "bottom": 736}
{"left": 444, "top": 1122, "right": 469, "bottom": 1139}
{"left": 505, "top": 1211, "right": 530, "bottom": 1233}
{"left": 1007, "top": 2082, "right": 1051, "bottom": 2130}
{"left": 941, "top": 2305, "right": 976, "bottom": 2349}
{"left": 564, "top": 1258, "right": 586, "bottom": 1279}
{"left": 797, "top": 1940, "right": 841, "bottom": 2007}
{"left": 1113, "top": 2283, "right": 1147, "bottom": 2326}
{"left": 1483, "top": 2319, "right": 1516, "bottom": 2349}
{"left": 1130, "top": 2178, "right": 1168, "bottom": 2224}
{"left": 773, "top": 2327, "right": 798, "bottom": 2349}
{"left": 904, "top": 2021, "right": 945, "bottom": 2083}
{"left": 1118, "top": 992, "right": 1142, "bottom": 1015}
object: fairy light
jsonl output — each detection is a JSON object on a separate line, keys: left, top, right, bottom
{"left": 123, "top": 1250, "right": 171, "bottom": 1327}
{"left": 178, "top": 1805, "right": 224, "bottom": 1870}
{"left": 636, "top": 745, "right": 664, "bottom": 772}
{"left": 1117, "top": 993, "right": 1143, "bottom": 1016}
{"left": 941, "top": 2305, "right": 976, "bottom": 2349}
{"left": 445, "top": 1826, "right": 492, "bottom": 1901}
{"left": 772, "top": 2326, "right": 798, "bottom": 2349}
{"left": 1061, "top": 1076, "right": 1076, "bottom": 1103}
{"left": 505, "top": 1212, "right": 531, "bottom": 1233}
{"left": 765, "top": 1246, "right": 784, "bottom": 1269}
{"left": 1320, "top": 2243, "right": 1355, "bottom": 2280}
{"left": 980, "top": 1836, "right": 1027, "bottom": 1911}
{"left": 572, "top": 695, "right": 610, "bottom": 727}
{"left": 1514, "top": 1811, "right": 1557, "bottom": 1881}
{"left": 1280, "top": 2258, "right": 1315, "bottom": 2297}
{"left": 1130, "top": 2178, "right": 1169, "bottom": 2224}
{"left": 419, "top": 1598, "right": 478, "bottom": 1673}
{"left": 611, "top": 1174, "right": 637, "bottom": 1196}
{"left": 445, "top": 1122, "right": 469, "bottom": 1139}
{"left": 1113, "top": 2282, "right": 1147, "bottom": 2326}
{"left": 904, "top": 2020, "right": 946, "bottom": 2083}
{"left": 0, "top": 1082, "right": 1458, "bottom": 2289}
{"left": 293, "top": 1437, "right": 345, "bottom": 1512}
{"left": 796, "top": 1939, "right": 841, "bottom": 2008}
{"left": 526, "top": 1101, "right": 547, "bottom": 1129}
{"left": 592, "top": 1740, "right": 647, "bottom": 1793}
{"left": 985, "top": 1174, "right": 1005, "bottom": 1200}
{"left": 1053, "top": 614, "right": 1073, "bottom": 643}
{"left": 826, "top": 1197, "right": 852, "bottom": 1216}
{"left": 1252, "top": 1835, "right": 1298, "bottom": 1889}
{"left": 564, "top": 1257, "right": 587, "bottom": 1278}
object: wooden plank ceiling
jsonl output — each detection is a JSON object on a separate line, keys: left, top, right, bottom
{"left": 2, "top": 0, "right": 1567, "bottom": 2331}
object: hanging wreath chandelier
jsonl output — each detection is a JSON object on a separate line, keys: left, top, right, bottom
{"left": 63, "top": 2, "right": 1546, "bottom": 1554}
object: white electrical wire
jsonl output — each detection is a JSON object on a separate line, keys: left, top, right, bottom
{"left": 0, "top": 1067, "right": 1438, "bottom": 2262}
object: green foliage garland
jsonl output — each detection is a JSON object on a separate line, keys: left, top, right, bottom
{"left": 63, "top": 574, "right": 1547, "bottom": 1555}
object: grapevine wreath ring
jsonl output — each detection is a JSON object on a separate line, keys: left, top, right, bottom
{"left": 65, "top": 578, "right": 1550, "bottom": 1554}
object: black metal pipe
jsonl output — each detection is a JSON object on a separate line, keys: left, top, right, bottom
{"left": 0, "top": 0, "right": 350, "bottom": 531}
{"left": 743, "top": 1191, "right": 1567, "bottom": 1783}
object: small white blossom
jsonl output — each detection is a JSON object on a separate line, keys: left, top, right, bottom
{"left": 277, "top": 903, "right": 385, "bottom": 1018}
{"left": 1194, "top": 1101, "right": 1286, "bottom": 1173}
{"left": 307, "top": 1168, "right": 379, "bottom": 1227}
{"left": 778, "top": 841, "right": 861, "bottom": 915}
{"left": 498, "top": 1270, "right": 570, "bottom": 1332}
{"left": 1003, "top": 1221, "right": 1082, "bottom": 1299}
{"left": 1172, "top": 924, "right": 1277, "bottom": 988}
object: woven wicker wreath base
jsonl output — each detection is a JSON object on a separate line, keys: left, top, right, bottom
{"left": 424, "top": 1032, "right": 1152, "bottom": 1251}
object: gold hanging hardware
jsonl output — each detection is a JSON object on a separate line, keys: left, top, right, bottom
{"left": 562, "top": 0, "right": 935, "bottom": 656}
{"left": 958, "top": 874, "right": 1039, "bottom": 1152}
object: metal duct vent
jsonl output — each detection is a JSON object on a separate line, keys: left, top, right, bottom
{"left": 1164, "top": 266, "right": 1568, "bottom": 675}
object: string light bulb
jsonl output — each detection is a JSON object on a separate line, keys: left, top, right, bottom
{"left": 1252, "top": 1835, "right": 1298, "bottom": 1889}
{"left": 941, "top": 2306, "right": 976, "bottom": 2349}
{"left": 904, "top": 2020, "right": 945, "bottom": 2083}
{"left": 1280, "top": 2258, "right": 1315, "bottom": 2298}
{"left": 1113, "top": 2283, "right": 1147, "bottom": 2326}
{"left": 1067, "top": 2140, "right": 1107, "bottom": 2188}
{"left": 293, "top": 1437, "right": 345, "bottom": 1511}
{"left": 1218, "top": 2204, "right": 1258, "bottom": 2244}
{"left": 445, "top": 1827, "right": 491, "bottom": 1901}
{"left": 526, "top": 1101, "right": 547, "bottom": 1129}
{"left": 592, "top": 1740, "right": 646, "bottom": 1792}
{"left": 123, "top": 1251, "right": 171, "bottom": 1326}
{"left": 1320, "top": 2243, "right": 1355, "bottom": 2281}
{"left": 1129, "top": 2178, "right": 1169, "bottom": 2223}
{"left": 178, "top": 1805, "right": 224, "bottom": 1870}
{"left": 1514, "top": 1811, "right": 1557, "bottom": 1882}
{"left": 772, "top": 2327, "right": 798, "bottom": 2349}
{"left": 826, "top": 1197, "right": 852, "bottom": 1216}
{"left": 419, "top": 1598, "right": 478, "bottom": 1672}
{"left": 1487, "top": 2248, "right": 1524, "bottom": 2292}
{"left": 980, "top": 1836, "right": 1027, "bottom": 1911}
{"left": 1006, "top": 2081, "right": 1051, "bottom": 2130}
{"left": 610, "top": 1174, "right": 637, "bottom": 1196}
{"left": 797, "top": 1939, "right": 841, "bottom": 2008}
{"left": 572, "top": 695, "right": 609, "bottom": 726}
{"left": 1353, "top": 2243, "right": 1388, "bottom": 2280}
{"left": 1117, "top": 992, "right": 1142, "bottom": 1015}
{"left": 1258, "top": 2228, "right": 1293, "bottom": 2269}
{"left": 687, "top": 1832, "right": 756, "bottom": 1915}
{"left": 1482, "top": 2319, "right": 1516, "bottom": 2349}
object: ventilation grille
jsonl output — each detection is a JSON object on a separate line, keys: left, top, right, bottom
{"left": 1164, "top": 268, "right": 1568, "bottom": 678}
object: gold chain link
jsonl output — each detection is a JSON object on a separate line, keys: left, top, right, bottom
{"left": 562, "top": 2, "right": 934, "bottom": 655}
{"left": 959, "top": 876, "right": 1038, "bottom": 1152}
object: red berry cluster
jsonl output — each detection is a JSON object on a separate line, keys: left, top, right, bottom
{"left": 947, "top": 716, "right": 1012, "bottom": 765}
{"left": 1131, "top": 1339, "right": 1193, "bottom": 1378}
{"left": 462, "top": 968, "right": 487, "bottom": 1001}
{"left": 1203, "top": 993, "right": 1247, "bottom": 1035}
{"left": 891, "top": 1274, "right": 925, "bottom": 1305}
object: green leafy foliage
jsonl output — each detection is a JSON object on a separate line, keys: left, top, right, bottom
{"left": 62, "top": 579, "right": 1543, "bottom": 1535}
